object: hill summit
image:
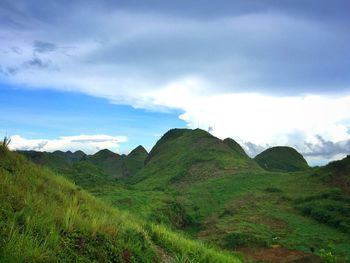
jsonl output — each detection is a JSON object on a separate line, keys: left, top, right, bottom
{"left": 132, "top": 128, "right": 260, "bottom": 188}
{"left": 254, "top": 146, "right": 309, "bottom": 172}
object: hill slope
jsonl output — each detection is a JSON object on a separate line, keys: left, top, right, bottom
{"left": 254, "top": 146, "right": 309, "bottom": 172}
{"left": 314, "top": 154, "right": 350, "bottom": 194}
{"left": 84, "top": 149, "right": 123, "bottom": 177}
{"left": 132, "top": 128, "right": 260, "bottom": 188}
{"left": 122, "top": 145, "right": 148, "bottom": 177}
{"left": 18, "top": 146, "right": 148, "bottom": 187}
{"left": 0, "top": 145, "right": 241, "bottom": 263}
{"left": 223, "top": 138, "right": 249, "bottom": 158}
{"left": 106, "top": 129, "right": 349, "bottom": 262}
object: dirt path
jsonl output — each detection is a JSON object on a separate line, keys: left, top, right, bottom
{"left": 238, "top": 246, "right": 320, "bottom": 262}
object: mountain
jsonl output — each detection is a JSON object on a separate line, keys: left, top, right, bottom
{"left": 115, "top": 129, "right": 349, "bottom": 262}
{"left": 52, "top": 150, "right": 86, "bottom": 164}
{"left": 223, "top": 138, "right": 249, "bottom": 158}
{"left": 314, "top": 154, "right": 350, "bottom": 194}
{"left": 254, "top": 146, "right": 309, "bottom": 172}
{"left": 122, "top": 145, "right": 148, "bottom": 177}
{"left": 84, "top": 149, "right": 122, "bottom": 177}
{"left": 18, "top": 146, "right": 148, "bottom": 188}
{"left": 83, "top": 146, "right": 148, "bottom": 178}
{"left": 0, "top": 145, "right": 240, "bottom": 263}
{"left": 10, "top": 129, "right": 350, "bottom": 262}
{"left": 18, "top": 150, "right": 73, "bottom": 171}
{"left": 134, "top": 128, "right": 260, "bottom": 188}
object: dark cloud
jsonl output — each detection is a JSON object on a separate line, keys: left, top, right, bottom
{"left": 243, "top": 136, "right": 350, "bottom": 164}
{"left": 303, "top": 135, "right": 350, "bottom": 157}
{"left": 1, "top": 0, "right": 350, "bottom": 96}
{"left": 11, "top": 46, "right": 22, "bottom": 54}
{"left": 33, "top": 41, "right": 56, "bottom": 53}
{"left": 25, "top": 57, "right": 52, "bottom": 69}
{"left": 6, "top": 67, "right": 19, "bottom": 75}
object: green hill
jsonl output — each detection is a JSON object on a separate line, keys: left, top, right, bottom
{"left": 254, "top": 146, "right": 309, "bottom": 172}
{"left": 107, "top": 129, "right": 349, "bottom": 262}
{"left": 84, "top": 149, "right": 122, "bottom": 177}
{"left": 122, "top": 145, "right": 148, "bottom": 177}
{"left": 132, "top": 128, "right": 260, "bottom": 188}
{"left": 9, "top": 130, "right": 350, "bottom": 262}
{"left": 223, "top": 138, "right": 249, "bottom": 158}
{"left": 314, "top": 155, "right": 350, "bottom": 194}
{"left": 0, "top": 145, "right": 241, "bottom": 263}
{"left": 52, "top": 150, "right": 86, "bottom": 164}
{"left": 18, "top": 146, "right": 148, "bottom": 188}
{"left": 18, "top": 150, "right": 73, "bottom": 172}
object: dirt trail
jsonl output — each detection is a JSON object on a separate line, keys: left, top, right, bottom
{"left": 238, "top": 246, "right": 320, "bottom": 262}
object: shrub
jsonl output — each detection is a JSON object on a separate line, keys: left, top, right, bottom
{"left": 224, "top": 232, "right": 267, "bottom": 249}
{"left": 264, "top": 187, "right": 283, "bottom": 193}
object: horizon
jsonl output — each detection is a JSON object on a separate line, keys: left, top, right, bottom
{"left": 1, "top": 0, "right": 350, "bottom": 166}
{"left": 12, "top": 127, "right": 345, "bottom": 168}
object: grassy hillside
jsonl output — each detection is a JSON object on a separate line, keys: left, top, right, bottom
{"left": 129, "top": 128, "right": 260, "bottom": 189}
{"left": 19, "top": 145, "right": 148, "bottom": 188}
{"left": 84, "top": 149, "right": 123, "bottom": 177}
{"left": 0, "top": 145, "right": 241, "bottom": 263}
{"left": 222, "top": 138, "right": 249, "bottom": 158}
{"left": 123, "top": 145, "right": 148, "bottom": 177}
{"left": 97, "top": 129, "right": 350, "bottom": 262}
{"left": 254, "top": 146, "right": 309, "bottom": 172}
{"left": 18, "top": 150, "right": 74, "bottom": 172}
{"left": 10, "top": 129, "right": 350, "bottom": 262}
{"left": 313, "top": 155, "right": 350, "bottom": 194}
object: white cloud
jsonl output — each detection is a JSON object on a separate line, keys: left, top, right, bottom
{"left": 1, "top": 3, "right": 350, "bottom": 165}
{"left": 145, "top": 78, "right": 350, "bottom": 165}
{"left": 9, "top": 134, "right": 128, "bottom": 154}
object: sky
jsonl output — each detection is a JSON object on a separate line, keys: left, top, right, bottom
{"left": 0, "top": 0, "right": 350, "bottom": 165}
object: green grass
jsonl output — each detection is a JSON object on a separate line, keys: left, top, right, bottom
{"left": 126, "top": 128, "right": 260, "bottom": 189}
{"left": 11, "top": 128, "right": 350, "bottom": 262}
{"left": 0, "top": 145, "right": 241, "bottom": 262}
{"left": 254, "top": 146, "right": 309, "bottom": 172}
{"left": 181, "top": 171, "right": 350, "bottom": 260}
{"left": 89, "top": 129, "right": 350, "bottom": 261}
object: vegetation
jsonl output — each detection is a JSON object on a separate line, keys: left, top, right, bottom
{"left": 312, "top": 155, "right": 350, "bottom": 194}
{"left": 19, "top": 145, "right": 148, "bottom": 187}
{"left": 6, "top": 128, "right": 350, "bottom": 262}
{"left": 0, "top": 145, "right": 241, "bottom": 262}
{"left": 254, "top": 146, "right": 309, "bottom": 172}
{"left": 1, "top": 136, "right": 11, "bottom": 148}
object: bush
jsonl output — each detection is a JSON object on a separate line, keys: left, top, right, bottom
{"left": 265, "top": 187, "right": 283, "bottom": 193}
{"left": 224, "top": 232, "right": 267, "bottom": 249}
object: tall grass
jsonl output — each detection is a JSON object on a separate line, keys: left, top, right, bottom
{"left": 0, "top": 146, "right": 241, "bottom": 262}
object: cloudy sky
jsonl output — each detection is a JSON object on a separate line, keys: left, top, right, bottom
{"left": 1, "top": 0, "right": 350, "bottom": 165}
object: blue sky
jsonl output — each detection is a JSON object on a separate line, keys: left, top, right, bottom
{"left": 0, "top": 84, "right": 185, "bottom": 153}
{"left": 0, "top": 0, "right": 350, "bottom": 165}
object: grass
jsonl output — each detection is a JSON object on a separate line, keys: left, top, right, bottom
{"left": 0, "top": 145, "right": 241, "bottom": 262}
{"left": 182, "top": 171, "right": 350, "bottom": 260}
{"left": 11, "top": 128, "right": 350, "bottom": 262}
{"left": 254, "top": 146, "right": 309, "bottom": 172}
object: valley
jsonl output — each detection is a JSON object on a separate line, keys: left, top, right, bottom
{"left": 6, "top": 128, "right": 350, "bottom": 262}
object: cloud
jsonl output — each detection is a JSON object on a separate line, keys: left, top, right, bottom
{"left": 239, "top": 136, "right": 350, "bottom": 166}
{"left": 33, "top": 41, "right": 56, "bottom": 53}
{"left": 164, "top": 86, "right": 350, "bottom": 165}
{"left": 242, "top": 142, "right": 269, "bottom": 157}
{"left": 303, "top": 136, "right": 350, "bottom": 157}
{"left": 25, "top": 57, "right": 52, "bottom": 69}
{"left": 0, "top": 0, "right": 350, "bottom": 164}
{"left": 1, "top": 2, "right": 350, "bottom": 96}
{"left": 9, "top": 134, "right": 128, "bottom": 154}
